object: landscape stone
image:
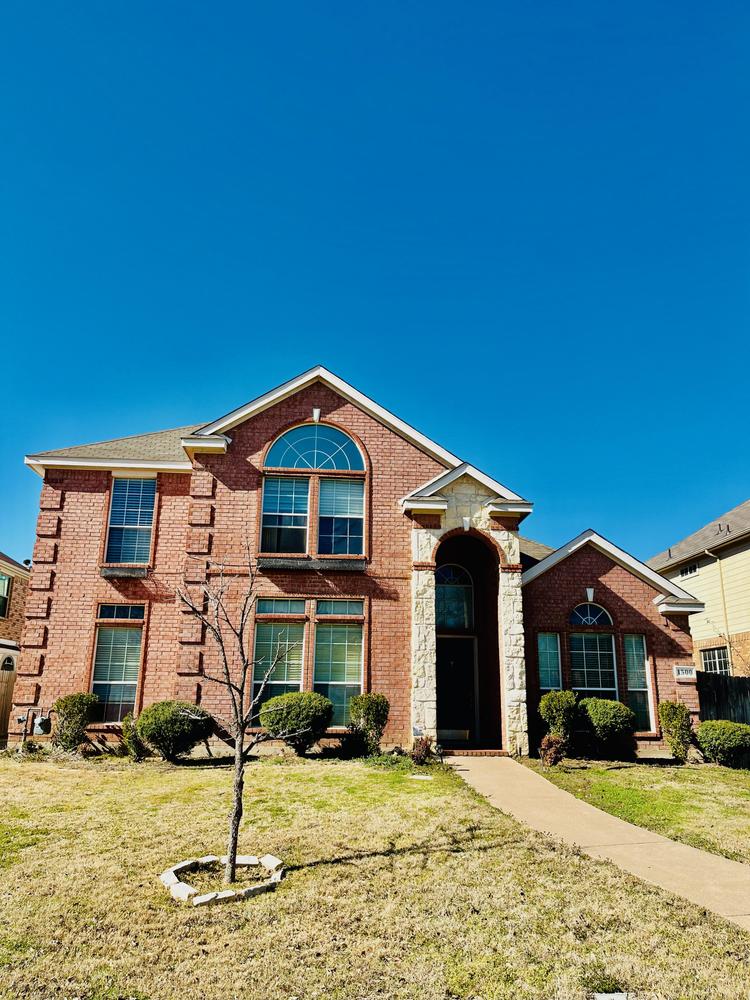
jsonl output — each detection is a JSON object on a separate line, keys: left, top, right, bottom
{"left": 170, "top": 881, "right": 198, "bottom": 901}
{"left": 259, "top": 854, "right": 283, "bottom": 870}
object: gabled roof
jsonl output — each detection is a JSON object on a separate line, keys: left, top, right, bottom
{"left": 521, "top": 528, "right": 704, "bottom": 615}
{"left": 518, "top": 536, "right": 555, "bottom": 563}
{"left": 0, "top": 550, "right": 30, "bottom": 577}
{"left": 402, "top": 462, "right": 528, "bottom": 503}
{"left": 25, "top": 425, "right": 199, "bottom": 476}
{"left": 193, "top": 365, "right": 463, "bottom": 468}
{"left": 648, "top": 498, "right": 750, "bottom": 571}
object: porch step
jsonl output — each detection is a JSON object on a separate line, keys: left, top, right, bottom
{"left": 441, "top": 749, "right": 509, "bottom": 757}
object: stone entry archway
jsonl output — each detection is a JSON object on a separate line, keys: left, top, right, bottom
{"left": 435, "top": 534, "right": 501, "bottom": 747}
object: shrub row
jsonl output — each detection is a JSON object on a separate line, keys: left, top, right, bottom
{"left": 696, "top": 720, "right": 750, "bottom": 768}
{"left": 538, "top": 690, "right": 635, "bottom": 761}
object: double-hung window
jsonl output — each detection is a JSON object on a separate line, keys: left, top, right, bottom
{"left": 569, "top": 633, "right": 617, "bottom": 700}
{"left": 105, "top": 478, "right": 156, "bottom": 564}
{"left": 91, "top": 605, "right": 145, "bottom": 722}
{"left": 252, "top": 621, "right": 305, "bottom": 712}
{"left": 0, "top": 574, "right": 11, "bottom": 618}
{"left": 261, "top": 477, "right": 309, "bottom": 553}
{"left": 624, "top": 634, "right": 652, "bottom": 730}
{"left": 313, "top": 621, "right": 363, "bottom": 726}
{"left": 537, "top": 633, "right": 561, "bottom": 690}
{"left": 318, "top": 479, "right": 364, "bottom": 555}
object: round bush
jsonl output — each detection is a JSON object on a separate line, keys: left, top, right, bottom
{"left": 658, "top": 700, "right": 693, "bottom": 763}
{"left": 259, "top": 691, "right": 333, "bottom": 755}
{"left": 52, "top": 692, "right": 99, "bottom": 751}
{"left": 696, "top": 720, "right": 750, "bottom": 768}
{"left": 135, "top": 701, "right": 214, "bottom": 761}
{"left": 347, "top": 692, "right": 390, "bottom": 756}
{"left": 579, "top": 698, "right": 636, "bottom": 758}
{"left": 538, "top": 690, "right": 577, "bottom": 744}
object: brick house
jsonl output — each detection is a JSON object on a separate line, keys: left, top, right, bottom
{"left": 0, "top": 550, "right": 30, "bottom": 742}
{"left": 15, "top": 367, "right": 703, "bottom": 752}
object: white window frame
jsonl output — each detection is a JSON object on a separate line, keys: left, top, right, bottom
{"left": 569, "top": 632, "right": 619, "bottom": 699}
{"left": 537, "top": 632, "right": 562, "bottom": 690}
{"left": 623, "top": 633, "right": 655, "bottom": 732}
{"left": 700, "top": 646, "right": 731, "bottom": 675}
{"left": 679, "top": 562, "right": 698, "bottom": 579}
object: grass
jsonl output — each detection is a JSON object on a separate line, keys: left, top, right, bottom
{"left": 526, "top": 758, "right": 750, "bottom": 863}
{"left": 1, "top": 754, "right": 750, "bottom": 1000}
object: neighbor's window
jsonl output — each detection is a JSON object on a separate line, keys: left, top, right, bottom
{"left": 91, "top": 605, "right": 145, "bottom": 722}
{"left": 537, "top": 632, "right": 561, "bottom": 690}
{"left": 252, "top": 622, "right": 304, "bottom": 712}
{"left": 435, "top": 564, "right": 474, "bottom": 630}
{"left": 624, "top": 634, "right": 652, "bottom": 730}
{"left": 313, "top": 623, "right": 363, "bottom": 726}
{"left": 569, "top": 633, "right": 617, "bottom": 699}
{"left": 261, "top": 477, "right": 309, "bottom": 553}
{"left": 569, "top": 603, "right": 613, "bottom": 626}
{"left": 265, "top": 424, "right": 365, "bottom": 471}
{"left": 318, "top": 479, "right": 364, "bottom": 555}
{"left": 0, "top": 573, "right": 10, "bottom": 618}
{"left": 1, "top": 656, "right": 14, "bottom": 672}
{"left": 105, "top": 478, "right": 156, "bottom": 564}
{"left": 679, "top": 563, "right": 698, "bottom": 578}
{"left": 701, "top": 646, "right": 730, "bottom": 675}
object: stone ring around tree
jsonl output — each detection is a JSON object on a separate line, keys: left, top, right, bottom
{"left": 159, "top": 853, "right": 285, "bottom": 906}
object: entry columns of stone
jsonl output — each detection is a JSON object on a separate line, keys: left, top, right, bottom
{"left": 498, "top": 559, "right": 529, "bottom": 755}
{"left": 411, "top": 563, "right": 437, "bottom": 739}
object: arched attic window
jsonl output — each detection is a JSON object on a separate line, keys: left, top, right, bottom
{"left": 569, "top": 603, "right": 613, "bottom": 626}
{"left": 435, "top": 564, "right": 474, "bottom": 630}
{"left": 261, "top": 424, "right": 366, "bottom": 556}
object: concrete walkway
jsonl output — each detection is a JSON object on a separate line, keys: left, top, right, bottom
{"left": 450, "top": 755, "right": 750, "bottom": 932}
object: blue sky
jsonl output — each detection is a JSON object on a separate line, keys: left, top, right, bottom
{"left": 2, "top": 2, "right": 749, "bottom": 564}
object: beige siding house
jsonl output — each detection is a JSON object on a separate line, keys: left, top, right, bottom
{"left": 649, "top": 499, "right": 750, "bottom": 676}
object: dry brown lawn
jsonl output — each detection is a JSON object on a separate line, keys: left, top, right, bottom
{"left": 1, "top": 752, "right": 750, "bottom": 1000}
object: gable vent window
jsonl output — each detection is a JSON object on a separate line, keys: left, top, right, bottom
{"left": 679, "top": 563, "right": 698, "bottom": 578}
{"left": 105, "top": 479, "right": 156, "bottom": 564}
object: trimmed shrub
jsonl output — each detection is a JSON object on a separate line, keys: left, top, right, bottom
{"left": 121, "top": 712, "right": 148, "bottom": 761}
{"left": 52, "top": 693, "right": 99, "bottom": 751}
{"left": 410, "top": 735, "right": 433, "bottom": 765}
{"left": 538, "top": 690, "right": 577, "bottom": 744}
{"left": 579, "top": 698, "right": 636, "bottom": 758}
{"left": 347, "top": 692, "right": 390, "bottom": 756}
{"left": 539, "top": 733, "right": 566, "bottom": 767}
{"left": 135, "top": 701, "right": 214, "bottom": 762}
{"left": 696, "top": 720, "right": 750, "bottom": 768}
{"left": 658, "top": 700, "right": 693, "bottom": 763}
{"left": 259, "top": 691, "right": 333, "bottom": 755}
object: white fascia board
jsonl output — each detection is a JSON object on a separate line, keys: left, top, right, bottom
{"left": 400, "top": 497, "right": 449, "bottom": 514}
{"left": 521, "top": 528, "right": 701, "bottom": 602}
{"left": 484, "top": 500, "right": 534, "bottom": 516}
{"left": 180, "top": 434, "right": 230, "bottom": 454}
{"left": 194, "top": 365, "right": 463, "bottom": 468}
{"left": 24, "top": 455, "right": 192, "bottom": 477}
{"left": 0, "top": 638, "right": 20, "bottom": 651}
{"left": 0, "top": 559, "right": 29, "bottom": 580}
{"left": 405, "top": 462, "right": 527, "bottom": 503}
{"left": 655, "top": 598, "right": 705, "bottom": 615}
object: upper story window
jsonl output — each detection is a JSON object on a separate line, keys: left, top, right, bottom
{"left": 261, "top": 424, "right": 366, "bottom": 557}
{"left": 105, "top": 478, "right": 156, "bottom": 564}
{"left": 0, "top": 574, "right": 11, "bottom": 618}
{"left": 436, "top": 564, "right": 473, "bottom": 630}
{"left": 680, "top": 563, "right": 698, "bottom": 578}
{"left": 569, "top": 603, "right": 613, "bottom": 627}
{"left": 265, "top": 424, "right": 365, "bottom": 471}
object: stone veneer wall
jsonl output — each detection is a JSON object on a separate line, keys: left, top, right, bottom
{"left": 410, "top": 475, "right": 529, "bottom": 754}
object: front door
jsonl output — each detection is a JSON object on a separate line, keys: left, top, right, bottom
{"left": 436, "top": 636, "right": 478, "bottom": 743}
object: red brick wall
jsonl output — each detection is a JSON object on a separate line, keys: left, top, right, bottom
{"left": 522, "top": 545, "right": 698, "bottom": 746}
{"left": 0, "top": 565, "right": 29, "bottom": 649}
{"left": 14, "top": 384, "right": 446, "bottom": 744}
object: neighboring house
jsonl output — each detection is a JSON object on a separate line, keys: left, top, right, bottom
{"left": 649, "top": 499, "right": 750, "bottom": 677}
{"left": 0, "top": 550, "right": 30, "bottom": 742}
{"left": 14, "top": 366, "right": 703, "bottom": 752}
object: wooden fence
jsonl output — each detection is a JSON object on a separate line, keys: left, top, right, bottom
{"left": 0, "top": 658, "right": 17, "bottom": 742}
{"left": 697, "top": 671, "right": 750, "bottom": 725}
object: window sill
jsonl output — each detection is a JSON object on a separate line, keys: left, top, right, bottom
{"left": 258, "top": 556, "right": 366, "bottom": 572}
{"left": 100, "top": 565, "right": 149, "bottom": 579}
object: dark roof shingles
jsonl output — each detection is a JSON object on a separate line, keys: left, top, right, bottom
{"left": 648, "top": 498, "right": 750, "bottom": 570}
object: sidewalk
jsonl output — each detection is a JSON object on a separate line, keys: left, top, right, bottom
{"left": 449, "top": 755, "right": 750, "bottom": 932}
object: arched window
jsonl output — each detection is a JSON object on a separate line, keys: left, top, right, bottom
{"left": 1, "top": 656, "right": 14, "bottom": 671}
{"left": 569, "top": 603, "right": 613, "bottom": 626}
{"left": 265, "top": 424, "right": 364, "bottom": 471}
{"left": 436, "top": 564, "right": 474, "bottom": 630}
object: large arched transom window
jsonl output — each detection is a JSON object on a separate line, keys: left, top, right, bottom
{"left": 569, "top": 603, "right": 612, "bottom": 626}
{"left": 261, "top": 424, "right": 366, "bottom": 556}
{"left": 265, "top": 424, "right": 364, "bottom": 471}
{"left": 436, "top": 564, "right": 474, "bottom": 630}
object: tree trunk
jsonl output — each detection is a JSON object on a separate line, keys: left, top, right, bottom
{"left": 224, "top": 730, "right": 245, "bottom": 883}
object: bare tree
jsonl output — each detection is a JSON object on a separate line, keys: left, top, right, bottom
{"left": 176, "top": 554, "right": 298, "bottom": 883}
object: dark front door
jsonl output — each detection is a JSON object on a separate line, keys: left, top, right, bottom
{"left": 436, "top": 636, "right": 478, "bottom": 743}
